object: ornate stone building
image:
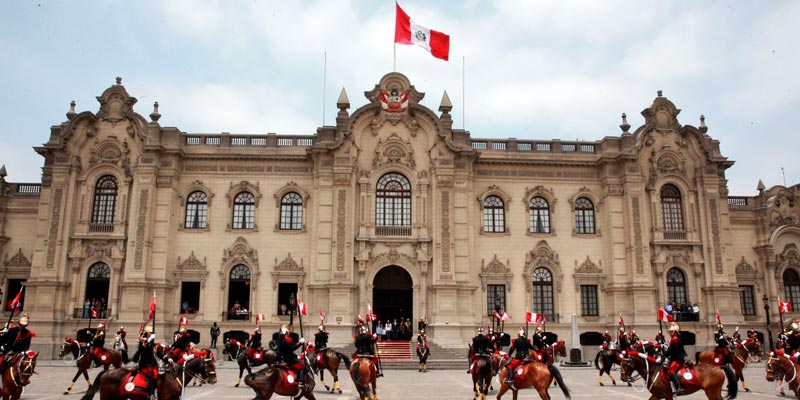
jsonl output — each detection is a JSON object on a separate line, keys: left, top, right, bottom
{"left": 0, "top": 73, "right": 798, "bottom": 357}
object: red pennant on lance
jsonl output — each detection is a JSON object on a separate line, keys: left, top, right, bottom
{"left": 320, "top": 310, "right": 326, "bottom": 322}
{"left": 715, "top": 310, "right": 721, "bottom": 323}
{"left": 7, "top": 287, "right": 23, "bottom": 312}
{"left": 658, "top": 309, "right": 674, "bottom": 322}
{"left": 256, "top": 313, "right": 266, "bottom": 322}
{"left": 780, "top": 300, "right": 792, "bottom": 313}
{"left": 493, "top": 309, "right": 502, "bottom": 321}
{"left": 394, "top": 2, "right": 450, "bottom": 61}
{"left": 618, "top": 313, "right": 624, "bottom": 326}
{"left": 179, "top": 316, "right": 188, "bottom": 326}
{"left": 297, "top": 301, "right": 307, "bottom": 316}
{"left": 90, "top": 308, "right": 99, "bottom": 319}
{"left": 148, "top": 294, "right": 156, "bottom": 320}
{"left": 500, "top": 311, "right": 510, "bottom": 321}
{"left": 526, "top": 311, "right": 533, "bottom": 323}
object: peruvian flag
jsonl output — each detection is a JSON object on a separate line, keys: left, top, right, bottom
{"left": 500, "top": 311, "right": 510, "bottom": 321}
{"left": 367, "top": 302, "right": 377, "bottom": 322}
{"left": 781, "top": 300, "right": 792, "bottom": 313}
{"left": 148, "top": 293, "right": 156, "bottom": 320}
{"left": 395, "top": 2, "right": 450, "bottom": 61}
{"left": 716, "top": 310, "right": 721, "bottom": 323}
{"left": 179, "top": 316, "right": 188, "bottom": 326}
{"left": 539, "top": 313, "right": 546, "bottom": 324}
{"left": 7, "top": 286, "right": 23, "bottom": 312}
{"left": 618, "top": 313, "right": 624, "bottom": 326}
{"left": 297, "top": 301, "right": 307, "bottom": 316}
{"left": 493, "top": 309, "right": 502, "bottom": 321}
{"left": 526, "top": 311, "right": 534, "bottom": 323}
{"left": 657, "top": 309, "right": 673, "bottom": 322}
{"left": 256, "top": 313, "right": 266, "bottom": 322}
{"left": 320, "top": 310, "right": 326, "bottom": 322}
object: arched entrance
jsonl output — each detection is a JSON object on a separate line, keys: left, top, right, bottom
{"left": 373, "top": 265, "right": 413, "bottom": 332}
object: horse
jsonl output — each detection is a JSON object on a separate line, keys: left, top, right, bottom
{"left": 59, "top": 337, "right": 128, "bottom": 395}
{"left": 594, "top": 346, "right": 622, "bottom": 386}
{"left": 79, "top": 353, "right": 217, "bottom": 400}
{"left": 222, "top": 338, "right": 275, "bottom": 387}
{"left": 620, "top": 350, "right": 737, "bottom": 400}
{"left": 633, "top": 340, "right": 664, "bottom": 358}
{"left": 496, "top": 361, "right": 570, "bottom": 400}
{"left": 349, "top": 356, "right": 377, "bottom": 400}
{"left": 0, "top": 351, "right": 37, "bottom": 400}
{"left": 416, "top": 336, "right": 430, "bottom": 372}
{"left": 244, "top": 362, "right": 316, "bottom": 400}
{"left": 695, "top": 337, "right": 761, "bottom": 392}
{"left": 471, "top": 354, "right": 493, "bottom": 400}
{"left": 765, "top": 351, "right": 798, "bottom": 398}
{"left": 545, "top": 340, "right": 566, "bottom": 365}
{"left": 307, "top": 347, "right": 351, "bottom": 393}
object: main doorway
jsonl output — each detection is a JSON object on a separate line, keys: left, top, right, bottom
{"left": 372, "top": 265, "right": 413, "bottom": 332}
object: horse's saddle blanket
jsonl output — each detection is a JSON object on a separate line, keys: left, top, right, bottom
{"left": 119, "top": 372, "right": 151, "bottom": 398}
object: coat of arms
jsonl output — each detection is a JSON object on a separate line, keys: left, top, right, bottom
{"left": 380, "top": 88, "right": 409, "bottom": 113}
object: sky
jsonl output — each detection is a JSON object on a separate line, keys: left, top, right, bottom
{"left": 1, "top": 1, "right": 797, "bottom": 196}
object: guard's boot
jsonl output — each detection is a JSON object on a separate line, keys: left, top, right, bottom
{"left": 671, "top": 372, "right": 683, "bottom": 395}
{"left": 297, "top": 369, "right": 305, "bottom": 391}
{"left": 504, "top": 367, "right": 514, "bottom": 385}
{"left": 418, "top": 363, "right": 422, "bottom": 372}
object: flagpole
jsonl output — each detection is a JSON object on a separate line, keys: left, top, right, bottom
{"left": 152, "top": 291, "right": 156, "bottom": 335}
{"left": 6, "top": 286, "right": 23, "bottom": 329}
{"left": 322, "top": 51, "right": 327, "bottom": 126}
{"left": 779, "top": 299, "right": 786, "bottom": 339}
{"left": 462, "top": 55, "right": 465, "bottom": 130}
{"left": 393, "top": 42, "right": 396, "bottom": 72}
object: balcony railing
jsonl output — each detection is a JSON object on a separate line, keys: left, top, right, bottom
{"left": 470, "top": 139, "right": 596, "bottom": 153}
{"left": 663, "top": 230, "right": 687, "bottom": 241}
{"left": 375, "top": 226, "right": 412, "bottom": 236}
{"left": 184, "top": 134, "right": 315, "bottom": 148}
{"left": 72, "top": 308, "right": 112, "bottom": 319}
{"left": 89, "top": 223, "right": 115, "bottom": 233}
{"left": 223, "top": 311, "right": 252, "bottom": 321}
{"left": 12, "top": 183, "right": 41, "bottom": 194}
{"left": 728, "top": 197, "right": 749, "bottom": 207}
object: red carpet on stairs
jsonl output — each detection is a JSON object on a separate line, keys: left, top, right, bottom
{"left": 376, "top": 340, "right": 411, "bottom": 361}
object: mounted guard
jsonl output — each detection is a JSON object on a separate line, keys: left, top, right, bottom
{"left": 504, "top": 328, "right": 533, "bottom": 385}
{"left": 245, "top": 326, "right": 264, "bottom": 366}
{"left": 91, "top": 322, "right": 107, "bottom": 367}
{"left": 275, "top": 324, "right": 307, "bottom": 390}
{"left": 665, "top": 322, "right": 686, "bottom": 395}
{"left": 130, "top": 322, "right": 158, "bottom": 400}
{"left": 0, "top": 313, "right": 34, "bottom": 372}
{"left": 354, "top": 325, "right": 383, "bottom": 377}
{"left": 168, "top": 325, "right": 192, "bottom": 363}
{"left": 467, "top": 327, "right": 491, "bottom": 374}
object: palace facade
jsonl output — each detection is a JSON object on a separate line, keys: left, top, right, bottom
{"left": 1, "top": 72, "right": 798, "bottom": 358}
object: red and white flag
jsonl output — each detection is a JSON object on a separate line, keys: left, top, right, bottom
{"left": 618, "top": 313, "right": 624, "bottom": 326}
{"left": 367, "top": 302, "right": 377, "bottom": 322}
{"left": 179, "top": 316, "right": 188, "bottom": 326}
{"left": 500, "top": 311, "right": 510, "bottom": 321}
{"left": 320, "top": 310, "right": 326, "bottom": 322}
{"left": 148, "top": 292, "right": 156, "bottom": 320}
{"left": 297, "top": 301, "right": 307, "bottom": 316}
{"left": 657, "top": 309, "right": 674, "bottom": 322}
{"left": 395, "top": 2, "right": 450, "bottom": 61}
{"left": 715, "top": 310, "right": 721, "bottom": 323}
{"left": 781, "top": 300, "right": 792, "bottom": 313}
{"left": 526, "top": 311, "right": 534, "bottom": 323}
{"left": 493, "top": 309, "right": 502, "bottom": 321}
{"left": 7, "top": 287, "right": 23, "bottom": 312}
{"left": 539, "top": 313, "right": 546, "bottom": 324}
{"left": 256, "top": 313, "right": 266, "bottom": 322}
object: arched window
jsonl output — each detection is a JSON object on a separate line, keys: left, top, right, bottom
{"left": 482, "top": 196, "right": 505, "bottom": 233}
{"left": 185, "top": 191, "right": 208, "bottom": 229}
{"left": 85, "top": 262, "right": 111, "bottom": 318}
{"left": 532, "top": 267, "right": 554, "bottom": 321}
{"left": 784, "top": 269, "right": 800, "bottom": 306}
{"left": 574, "top": 197, "right": 595, "bottom": 234}
{"left": 91, "top": 175, "right": 118, "bottom": 224}
{"left": 661, "top": 184, "right": 684, "bottom": 231}
{"left": 666, "top": 268, "right": 687, "bottom": 304}
{"left": 228, "top": 264, "right": 251, "bottom": 320}
{"left": 529, "top": 197, "right": 551, "bottom": 233}
{"left": 376, "top": 173, "right": 411, "bottom": 226}
{"left": 280, "top": 192, "right": 303, "bottom": 230}
{"left": 232, "top": 192, "right": 256, "bottom": 229}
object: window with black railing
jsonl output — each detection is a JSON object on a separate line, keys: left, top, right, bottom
{"left": 532, "top": 268, "right": 555, "bottom": 320}
{"left": 661, "top": 184, "right": 684, "bottom": 233}
{"left": 739, "top": 285, "right": 756, "bottom": 316}
{"left": 785, "top": 269, "right": 800, "bottom": 308}
{"left": 487, "top": 285, "right": 506, "bottom": 317}
{"left": 529, "top": 197, "right": 551, "bottom": 233}
{"left": 91, "top": 175, "right": 118, "bottom": 225}
{"left": 185, "top": 191, "right": 208, "bottom": 229}
{"left": 580, "top": 285, "right": 599, "bottom": 316}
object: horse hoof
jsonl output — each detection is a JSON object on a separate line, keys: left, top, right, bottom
{"left": 338, "top": 389, "right": 342, "bottom": 394}
{"left": 627, "top": 382, "right": 631, "bottom": 387}
{"left": 745, "top": 388, "right": 751, "bottom": 392}
{"left": 612, "top": 381, "right": 616, "bottom": 386}
{"left": 63, "top": 391, "right": 69, "bottom": 395}
{"left": 599, "top": 383, "right": 604, "bottom": 386}
{"left": 235, "top": 383, "right": 240, "bottom": 387}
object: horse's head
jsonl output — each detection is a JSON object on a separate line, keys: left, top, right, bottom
{"left": 555, "top": 340, "right": 567, "bottom": 357}
{"left": 619, "top": 354, "right": 633, "bottom": 382}
{"left": 745, "top": 338, "right": 762, "bottom": 355}
{"left": 201, "top": 354, "right": 218, "bottom": 385}
{"left": 19, "top": 351, "right": 37, "bottom": 386}
{"left": 766, "top": 354, "right": 792, "bottom": 382}
{"left": 58, "top": 338, "right": 78, "bottom": 357}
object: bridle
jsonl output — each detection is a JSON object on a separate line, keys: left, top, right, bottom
{"left": 8, "top": 354, "right": 36, "bottom": 389}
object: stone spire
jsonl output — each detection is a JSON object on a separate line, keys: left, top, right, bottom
{"left": 619, "top": 113, "right": 630, "bottom": 133}
{"left": 337, "top": 88, "right": 350, "bottom": 111}
{"left": 66, "top": 100, "right": 76, "bottom": 120}
{"left": 150, "top": 101, "right": 161, "bottom": 122}
{"left": 698, "top": 115, "right": 708, "bottom": 133}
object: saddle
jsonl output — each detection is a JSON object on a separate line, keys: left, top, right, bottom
{"left": 247, "top": 348, "right": 266, "bottom": 364}
{"left": 660, "top": 362, "right": 700, "bottom": 389}
{"left": 118, "top": 371, "right": 153, "bottom": 398}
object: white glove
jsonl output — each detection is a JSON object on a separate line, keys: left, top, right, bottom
{"left": 299, "top": 338, "right": 306, "bottom": 344}
{"left": 1, "top": 328, "right": 7, "bottom": 334}
{"left": 542, "top": 336, "right": 547, "bottom": 341}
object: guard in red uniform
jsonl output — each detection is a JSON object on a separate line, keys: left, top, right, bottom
{"left": 601, "top": 330, "right": 613, "bottom": 350}
{"left": 504, "top": 328, "right": 533, "bottom": 384}
{"left": 665, "top": 323, "right": 686, "bottom": 395}
{"left": 276, "top": 324, "right": 307, "bottom": 389}
{"left": 246, "top": 326, "right": 263, "bottom": 362}
{"left": 0, "top": 313, "right": 35, "bottom": 372}
{"left": 169, "top": 326, "right": 192, "bottom": 362}
{"left": 116, "top": 325, "right": 128, "bottom": 351}
{"left": 131, "top": 323, "right": 158, "bottom": 400}
{"left": 91, "top": 322, "right": 107, "bottom": 367}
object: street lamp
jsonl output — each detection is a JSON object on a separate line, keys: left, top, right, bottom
{"left": 764, "top": 294, "right": 774, "bottom": 350}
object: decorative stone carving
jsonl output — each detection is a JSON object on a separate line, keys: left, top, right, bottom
{"left": 177, "top": 252, "right": 206, "bottom": 271}
{"left": 225, "top": 180, "right": 262, "bottom": 207}
{"left": 46, "top": 188, "right": 64, "bottom": 269}
{"left": 373, "top": 247, "right": 415, "bottom": 265}
{"left": 482, "top": 255, "right": 508, "bottom": 273}
{"left": 364, "top": 72, "right": 424, "bottom": 136}
{"left": 572, "top": 256, "right": 605, "bottom": 291}
{"left": 574, "top": 256, "right": 601, "bottom": 274}
{"left": 4, "top": 249, "right": 31, "bottom": 269}
{"left": 632, "top": 197, "right": 644, "bottom": 274}
{"left": 221, "top": 237, "right": 260, "bottom": 289}
{"left": 134, "top": 189, "right": 149, "bottom": 270}
{"left": 441, "top": 191, "right": 451, "bottom": 272}
{"left": 276, "top": 253, "right": 303, "bottom": 271}
{"left": 271, "top": 253, "right": 305, "bottom": 289}
{"left": 736, "top": 257, "right": 756, "bottom": 274}
{"left": 709, "top": 199, "right": 723, "bottom": 274}
{"left": 372, "top": 133, "right": 416, "bottom": 169}
{"left": 335, "top": 190, "right": 347, "bottom": 272}
{"left": 480, "top": 255, "right": 513, "bottom": 291}
{"left": 524, "top": 240, "right": 564, "bottom": 293}
{"left": 178, "top": 180, "right": 215, "bottom": 207}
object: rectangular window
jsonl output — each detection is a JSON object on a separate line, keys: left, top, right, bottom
{"left": 486, "top": 285, "right": 506, "bottom": 317}
{"left": 739, "top": 285, "right": 756, "bottom": 316}
{"left": 277, "top": 283, "right": 299, "bottom": 316}
{"left": 580, "top": 285, "right": 599, "bottom": 316}
{"left": 180, "top": 282, "right": 201, "bottom": 314}
{"left": 4, "top": 279, "right": 25, "bottom": 312}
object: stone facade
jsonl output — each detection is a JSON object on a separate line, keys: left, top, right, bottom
{"left": 0, "top": 73, "right": 798, "bottom": 358}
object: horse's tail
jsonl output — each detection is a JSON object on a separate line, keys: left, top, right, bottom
{"left": 548, "top": 364, "right": 571, "bottom": 399}
{"left": 336, "top": 351, "right": 351, "bottom": 368}
{"left": 722, "top": 365, "right": 738, "bottom": 399}
{"left": 79, "top": 369, "right": 106, "bottom": 400}
{"left": 593, "top": 351, "right": 602, "bottom": 370}
{"left": 351, "top": 359, "right": 372, "bottom": 397}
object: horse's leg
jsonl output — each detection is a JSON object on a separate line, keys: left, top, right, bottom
{"left": 236, "top": 365, "right": 244, "bottom": 387}
{"left": 319, "top": 367, "right": 329, "bottom": 392}
{"left": 63, "top": 368, "right": 84, "bottom": 394}
{"left": 331, "top": 368, "right": 341, "bottom": 394}
{"left": 495, "top": 378, "right": 509, "bottom": 399}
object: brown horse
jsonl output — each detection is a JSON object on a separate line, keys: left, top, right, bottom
{"left": 416, "top": 336, "right": 430, "bottom": 372}
{"left": 307, "top": 347, "right": 351, "bottom": 393}
{"left": 349, "top": 357, "right": 378, "bottom": 400}
{"left": 222, "top": 338, "right": 275, "bottom": 387}
{"left": 765, "top": 353, "right": 799, "bottom": 398}
{"left": 244, "top": 363, "right": 316, "bottom": 400}
{"left": 545, "top": 340, "right": 566, "bottom": 365}
{"left": 79, "top": 354, "right": 217, "bottom": 400}
{"left": 620, "top": 350, "right": 737, "bottom": 400}
{"left": 59, "top": 337, "right": 128, "bottom": 395}
{"left": 0, "top": 351, "right": 37, "bottom": 400}
{"left": 472, "top": 354, "right": 493, "bottom": 400}
{"left": 496, "top": 361, "right": 570, "bottom": 400}
{"left": 695, "top": 337, "right": 761, "bottom": 392}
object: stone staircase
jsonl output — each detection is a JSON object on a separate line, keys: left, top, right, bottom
{"left": 338, "top": 340, "right": 468, "bottom": 370}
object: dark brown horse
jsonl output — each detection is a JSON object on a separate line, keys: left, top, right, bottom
{"left": 471, "top": 354, "right": 493, "bottom": 400}
{"left": 222, "top": 338, "right": 274, "bottom": 387}
{"left": 765, "top": 352, "right": 799, "bottom": 398}
{"left": 307, "top": 347, "right": 351, "bottom": 393}
{"left": 620, "top": 350, "right": 737, "bottom": 400}
{"left": 695, "top": 337, "right": 761, "bottom": 392}
{"left": 496, "top": 361, "right": 570, "bottom": 400}
{"left": 244, "top": 363, "right": 316, "bottom": 400}
{"left": 0, "top": 351, "right": 37, "bottom": 400}
{"left": 545, "top": 340, "right": 566, "bottom": 365}
{"left": 59, "top": 337, "right": 128, "bottom": 395}
{"left": 416, "top": 336, "right": 430, "bottom": 372}
{"left": 594, "top": 347, "right": 621, "bottom": 386}
{"left": 79, "top": 354, "right": 217, "bottom": 400}
{"left": 349, "top": 357, "right": 377, "bottom": 400}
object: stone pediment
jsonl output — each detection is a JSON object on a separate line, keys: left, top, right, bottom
{"left": 735, "top": 257, "right": 756, "bottom": 275}
{"left": 574, "top": 256, "right": 602, "bottom": 274}
{"left": 482, "top": 255, "right": 509, "bottom": 273}
{"left": 3, "top": 249, "right": 31, "bottom": 270}
{"left": 373, "top": 133, "right": 416, "bottom": 169}
{"left": 177, "top": 252, "right": 206, "bottom": 271}
{"left": 275, "top": 253, "right": 303, "bottom": 271}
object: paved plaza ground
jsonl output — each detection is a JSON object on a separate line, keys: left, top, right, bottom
{"left": 20, "top": 360, "right": 790, "bottom": 399}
